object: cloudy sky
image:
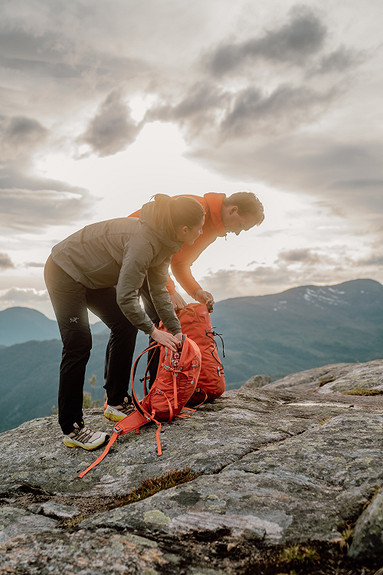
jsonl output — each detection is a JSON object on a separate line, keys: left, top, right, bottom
{"left": 1, "top": 0, "right": 382, "bottom": 318}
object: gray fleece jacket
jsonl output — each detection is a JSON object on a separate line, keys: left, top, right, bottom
{"left": 50, "top": 201, "right": 182, "bottom": 335}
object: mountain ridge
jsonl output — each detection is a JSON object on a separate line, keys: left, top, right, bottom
{"left": 0, "top": 306, "right": 108, "bottom": 346}
{"left": 0, "top": 278, "right": 382, "bottom": 433}
{"left": 1, "top": 278, "right": 381, "bottom": 346}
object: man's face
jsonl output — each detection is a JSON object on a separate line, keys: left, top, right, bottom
{"left": 224, "top": 207, "right": 259, "bottom": 235}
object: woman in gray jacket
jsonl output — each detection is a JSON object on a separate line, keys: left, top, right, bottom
{"left": 44, "top": 194, "right": 205, "bottom": 450}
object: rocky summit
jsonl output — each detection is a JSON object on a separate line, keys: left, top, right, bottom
{"left": 1, "top": 359, "right": 383, "bottom": 574}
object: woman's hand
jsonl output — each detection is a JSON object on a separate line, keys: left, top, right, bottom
{"left": 151, "top": 327, "right": 182, "bottom": 352}
{"left": 170, "top": 291, "right": 187, "bottom": 312}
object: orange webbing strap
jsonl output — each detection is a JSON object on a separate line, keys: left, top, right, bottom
{"left": 78, "top": 430, "right": 120, "bottom": 478}
{"left": 192, "top": 389, "right": 208, "bottom": 408}
{"left": 176, "top": 406, "right": 196, "bottom": 419}
{"left": 163, "top": 391, "right": 173, "bottom": 422}
{"left": 155, "top": 420, "right": 162, "bottom": 456}
{"left": 171, "top": 368, "right": 183, "bottom": 411}
{"left": 173, "top": 372, "right": 178, "bottom": 411}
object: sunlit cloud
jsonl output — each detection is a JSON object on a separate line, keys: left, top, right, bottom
{"left": 0, "top": 185, "right": 94, "bottom": 232}
{"left": 200, "top": 245, "right": 382, "bottom": 300}
{"left": 0, "top": 287, "right": 49, "bottom": 306}
{"left": 0, "top": 0, "right": 382, "bottom": 317}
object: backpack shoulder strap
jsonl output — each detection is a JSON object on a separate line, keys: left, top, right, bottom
{"left": 131, "top": 341, "right": 160, "bottom": 422}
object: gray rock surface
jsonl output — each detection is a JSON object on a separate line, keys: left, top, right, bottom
{"left": 1, "top": 359, "right": 382, "bottom": 573}
{"left": 242, "top": 374, "right": 272, "bottom": 388}
{"left": 0, "top": 506, "right": 57, "bottom": 544}
{"left": 348, "top": 488, "right": 383, "bottom": 563}
{"left": 265, "top": 359, "right": 383, "bottom": 395}
{"left": 39, "top": 500, "right": 81, "bottom": 519}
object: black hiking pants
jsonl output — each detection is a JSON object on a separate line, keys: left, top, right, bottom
{"left": 44, "top": 256, "right": 137, "bottom": 435}
{"left": 104, "top": 276, "right": 161, "bottom": 388}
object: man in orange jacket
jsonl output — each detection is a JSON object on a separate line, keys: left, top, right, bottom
{"left": 104, "top": 191, "right": 264, "bottom": 393}
{"left": 133, "top": 191, "right": 264, "bottom": 319}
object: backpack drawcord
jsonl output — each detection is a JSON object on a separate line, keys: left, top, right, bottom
{"left": 206, "top": 329, "right": 225, "bottom": 358}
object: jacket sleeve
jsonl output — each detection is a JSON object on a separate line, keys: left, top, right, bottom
{"left": 116, "top": 235, "right": 157, "bottom": 335}
{"left": 147, "top": 259, "right": 181, "bottom": 335}
{"left": 170, "top": 235, "right": 215, "bottom": 297}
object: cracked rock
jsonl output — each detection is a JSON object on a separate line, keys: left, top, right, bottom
{"left": 0, "top": 506, "right": 57, "bottom": 544}
{"left": 1, "top": 359, "right": 383, "bottom": 572}
{"left": 348, "top": 488, "right": 383, "bottom": 563}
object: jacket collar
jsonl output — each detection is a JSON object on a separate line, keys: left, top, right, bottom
{"left": 203, "top": 192, "right": 226, "bottom": 237}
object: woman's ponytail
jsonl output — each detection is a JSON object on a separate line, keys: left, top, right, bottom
{"left": 152, "top": 194, "right": 174, "bottom": 236}
{"left": 152, "top": 194, "right": 204, "bottom": 238}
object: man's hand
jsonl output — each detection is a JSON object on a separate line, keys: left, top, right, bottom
{"left": 194, "top": 289, "right": 214, "bottom": 309}
{"left": 170, "top": 291, "right": 188, "bottom": 312}
{"left": 151, "top": 327, "right": 182, "bottom": 352}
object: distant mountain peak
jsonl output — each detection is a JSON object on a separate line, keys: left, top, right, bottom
{"left": 0, "top": 306, "right": 48, "bottom": 318}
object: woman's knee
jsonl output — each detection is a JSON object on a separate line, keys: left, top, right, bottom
{"left": 62, "top": 327, "right": 92, "bottom": 356}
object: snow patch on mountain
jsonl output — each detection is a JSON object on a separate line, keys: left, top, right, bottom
{"left": 303, "top": 287, "right": 349, "bottom": 308}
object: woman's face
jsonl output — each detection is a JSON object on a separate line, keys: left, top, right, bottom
{"left": 176, "top": 216, "right": 205, "bottom": 245}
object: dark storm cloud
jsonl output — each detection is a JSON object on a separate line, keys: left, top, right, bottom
{"left": 160, "top": 82, "right": 228, "bottom": 120}
{"left": 0, "top": 1, "right": 379, "bottom": 251}
{"left": 0, "top": 169, "right": 94, "bottom": 232}
{"left": 25, "top": 262, "right": 45, "bottom": 268}
{"left": 140, "top": 8, "right": 357, "bottom": 147}
{"left": 0, "top": 115, "right": 48, "bottom": 158}
{"left": 80, "top": 90, "right": 143, "bottom": 156}
{"left": 207, "top": 6, "right": 327, "bottom": 76}
{"left": 0, "top": 29, "right": 86, "bottom": 78}
{"left": 191, "top": 136, "right": 383, "bottom": 220}
{"left": 220, "top": 84, "right": 335, "bottom": 137}
{"left": 0, "top": 26, "right": 146, "bottom": 87}
{"left": 146, "top": 82, "right": 230, "bottom": 137}
{"left": 3, "top": 116, "right": 47, "bottom": 142}
{"left": 312, "top": 46, "right": 362, "bottom": 75}
{"left": 278, "top": 249, "right": 322, "bottom": 265}
{"left": 147, "top": 81, "right": 335, "bottom": 144}
{"left": 0, "top": 253, "right": 15, "bottom": 270}
{"left": 0, "top": 112, "right": 95, "bottom": 232}
{"left": 356, "top": 254, "right": 383, "bottom": 267}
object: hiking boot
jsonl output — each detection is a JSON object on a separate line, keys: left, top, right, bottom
{"left": 104, "top": 396, "right": 135, "bottom": 422}
{"left": 63, "top": 423, "right": 109, "bottom": 450}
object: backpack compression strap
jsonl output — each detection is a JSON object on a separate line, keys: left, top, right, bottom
{"left": 78, "top": 407, "right": 150, "bottom": 478}
{"left": 78, "top": 430, "right": 121, "bottom": 478}
{"left": 78, "top": 346, "right": 157, "bottom": 479}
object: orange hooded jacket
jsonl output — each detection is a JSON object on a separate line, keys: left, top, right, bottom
{"left": 130, "top": 192, "right": 226, "bottom": 297}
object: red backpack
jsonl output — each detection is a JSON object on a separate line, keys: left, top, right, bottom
{"left": 167, "top": 303, "right": 225, "bottom": 406}
{"left": 79, "top": 335, "right": 201, "bottom": 478}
